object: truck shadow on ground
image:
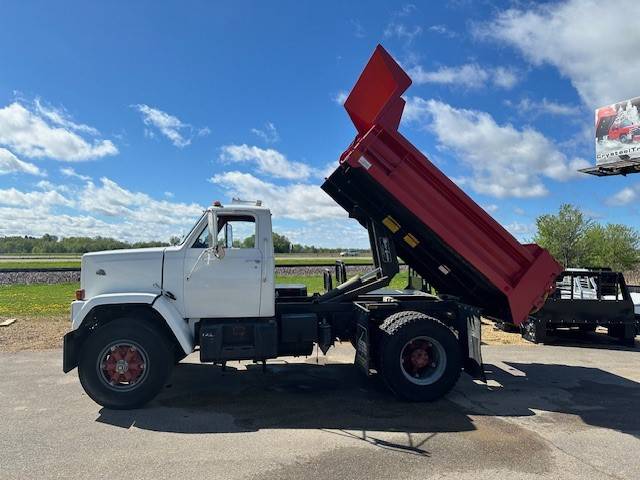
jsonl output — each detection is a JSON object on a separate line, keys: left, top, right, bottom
{"left": 532, "top": 330, "right": 639, "bottom": 351}
{"left": 462, "top": 361, "right": 640, "bottom": 439}
{"left": 96, "top": 358, "right": 640, "bottom": 442}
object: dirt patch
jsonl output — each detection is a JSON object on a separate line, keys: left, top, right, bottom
{"left": 0, "top": 316, "right": 68, "bottom": 352}
{"left": 481, "top": 318, "right": 530, "bottom": 346}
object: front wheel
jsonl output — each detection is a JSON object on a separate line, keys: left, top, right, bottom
{"left": 378, "top": 311, "right": 461, "bottom": 402}
{"left": 78, "top": 318, "right": 173, "bottom": 409}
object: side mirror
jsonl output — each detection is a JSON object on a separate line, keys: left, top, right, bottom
{"left": 224, "top": 222, "right": 233, "bottom": 248}
{"left": 206, "top": 210, "right": 216, "bottom": 249}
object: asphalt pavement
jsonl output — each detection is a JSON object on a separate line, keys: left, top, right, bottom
{"left": 1, "top": 339, "right": 639, "bottom": 480}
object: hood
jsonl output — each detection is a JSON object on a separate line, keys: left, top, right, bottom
{"left": 81, "top": 247, "right": 166, "bottom": 299}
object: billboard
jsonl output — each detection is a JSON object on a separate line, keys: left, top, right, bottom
{"left": 595, "top": 96, "right": 640, "bottom": 166}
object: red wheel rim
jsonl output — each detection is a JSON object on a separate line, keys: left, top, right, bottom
{"left": 97, "top": 341, "right": 149, "bottom": 391}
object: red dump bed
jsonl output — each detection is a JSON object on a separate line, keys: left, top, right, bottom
{"left": 322, "top": 45, "right": 562, "bottom": 325}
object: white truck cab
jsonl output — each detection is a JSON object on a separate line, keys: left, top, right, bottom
{"left": 75, "top": 201, "right": 274, "bottom": 323}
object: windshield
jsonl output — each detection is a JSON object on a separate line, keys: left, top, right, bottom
{"left": 178, "top": 212, "right": 206, "bottom": 246}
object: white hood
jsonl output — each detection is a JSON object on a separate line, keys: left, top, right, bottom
{"left": 81, "top": 247, "right": 165, "bottom": 299}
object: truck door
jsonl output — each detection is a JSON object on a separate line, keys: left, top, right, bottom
{"left": 183, "top": 213, "right": 262, "bottom": 318}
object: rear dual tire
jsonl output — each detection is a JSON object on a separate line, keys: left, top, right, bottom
{"left": 378, "top": 311, "right": 461, "bottom": 402}
{"left": 78, "top": 318, "right": 173, "bottom": 410}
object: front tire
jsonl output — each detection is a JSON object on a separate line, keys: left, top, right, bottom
{"left": 378, "top": 311, "right": 461, "bottom": 402}
{"left": 78, "top": 318, "right": 172, "bottom": 409}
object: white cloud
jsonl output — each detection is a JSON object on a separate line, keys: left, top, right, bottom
{"left": 133, "top": 104, "right": 207, "bottom": 148}
{"left": 514, "top": 207, "right": 526, "bottom": 216}
{"left": 0, "top": 148, "right": 44, "bottom": 176}
{"left": 209, "top": 171, "right": 345, "bottom": 221}
{"left": 275, "top": 219, "right": 370, "bottom": 249}
{"left": 492, "top": 67, "right": 519, "bottom": 89}
{"left": 0, "top": 177, "right": 203, "bottom": 242}
{"left": 60, "top": 166, "right": 90, "bottom": 181}
{"left": 34, "top": 98, "right": 100, "bottom": 135}
{"left": 395, "top": 4, "right": 416, "bottom": 17}
{"left": 407, "top": 64, "right": 519, "bottom": 89}
{"left": 477, "top": 0, "right": 640, "bottom": 107}
{"left": 78, "top": 177, "right": 201, "bottom": 223}
{"left": 164, "top": 191, "right": 174, "bottom": 198}
{"left": 606, "top": 186, "right": 637, "bottom": 206}
{"left": 403, "top": 97, "right": 590, "bottom": 198}
{"left": 428, "top": 25, "right": 456, "bottom": 38}
{"left": 383, "top": 23, "right": 422, "bottom": 44}
{"left": 36, "top": 180, "right": 70, "bottom": 193}
{"left": 0, "top": 187, "right": 73, "bottom": 209}
{"left": 506, "top": 98, "right": 580, "bottom": 117}
{"left": 333, "top": 91, "right": 348, "bottom": 105}
{"left": 197, "top": 127, "right": 211, "bottom": 137}
{"left": 219, "top": 144, "right": 313, "bottom": 180}
{"left": 482, "top": 204, "right": 499, "bottom": 213}
{"left": 506, "top": 221, "right": 536, "bottom": 240}
{"left": 0, "top": 102, "right": 117, "bottom": 161}
{"left": 251, "top": 122, "right": 280, "bottom": 143}
{"left": 350, "top": 19, "right": 366, "bottom": 39}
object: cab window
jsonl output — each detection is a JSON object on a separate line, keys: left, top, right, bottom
{"left": 192, "top": 215, "right": 256, "bottom": 249}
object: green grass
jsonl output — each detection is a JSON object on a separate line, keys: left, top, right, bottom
{"left": 0, "top": 261, "right": 82, "bottom": 270}
{"left": 0, "top": 282, "right": 78, "bottom": 318}
{"left": 276, "top": 272, "right": 408, "bottom": 294}
{"left": 0, "top": 272, "right": 410, "bottom": 317}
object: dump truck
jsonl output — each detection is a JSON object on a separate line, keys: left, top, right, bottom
{"left": 62, "top": 45, "right": 562, "bottom": 409}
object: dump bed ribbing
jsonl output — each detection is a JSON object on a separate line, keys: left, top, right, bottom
{"left": 322, "top": 45, "right": 562, "bottom": 325}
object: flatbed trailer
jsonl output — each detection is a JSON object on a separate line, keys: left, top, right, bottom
{"left": 522, "top": 269, "right": 637, "bottom": 345}
{"left": 63, "top": 45, "right": 562, "bottom": 409}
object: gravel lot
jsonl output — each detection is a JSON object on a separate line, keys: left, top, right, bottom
{"left": 1, "top": 343, "right": 639, "bottom": 480}
{"left": 0, "top": 270, "right": 80, "bottom": 285}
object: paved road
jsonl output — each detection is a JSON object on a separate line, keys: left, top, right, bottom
{"left": 1, "top": 341, "right": 640, "bottom": 480}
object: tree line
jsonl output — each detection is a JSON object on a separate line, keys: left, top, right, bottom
{"left": 0, "top": 232, "right": 363, "bottom": 255}
{"left": 0, "top": 234, "right": 171, "bottom": 254}
{"left": 535, "top": 204, "right": 640, "bottom": 271}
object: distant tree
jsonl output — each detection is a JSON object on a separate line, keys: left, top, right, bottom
{"left": 535, "top": 204, "right": 593, "bottom": 268}
{"left": 583, "top": 224, "right": 640, "bottom": 271}
{"left": 272, "top": 232, "right": 291, "bottom": 253}
{"left": 169, "top": 236, "right": 182, "bottom": 246}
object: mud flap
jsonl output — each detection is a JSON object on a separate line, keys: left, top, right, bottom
{"left": 458, "top": 304, "right": 485, "bottom": 382}
{"left": 62, "top": 330, "right": 78, "bottom": 373}
{"left": 354, "top": 316, "right": 371, "bottom": 375}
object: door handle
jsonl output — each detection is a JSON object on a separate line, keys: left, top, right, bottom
{"left": 246, "top": 259, "right": 261, "bottom": 263}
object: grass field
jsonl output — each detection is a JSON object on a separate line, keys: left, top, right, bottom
{"left": 0, "top": 272, "right": 410, "bottom": 318}
{"left": 0, "top": 283, "right": 79, "bottom": 317}
{"left": 0, "top": 261, "right": 83, "bottom": 269}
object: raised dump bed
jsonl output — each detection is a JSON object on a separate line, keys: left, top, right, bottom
{"left": 322, "top": 45, "right": 562, "bottom": 325}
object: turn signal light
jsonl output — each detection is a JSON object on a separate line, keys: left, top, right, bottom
{"left": 75, "top": 289, "right": 85, "bottom": 301}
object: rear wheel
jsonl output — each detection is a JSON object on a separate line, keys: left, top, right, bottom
{"left": 378, "top": 311, "right": 461, "bottom": 402}
{"left": 78, "top": 318, "right": 173, "bottom": 409}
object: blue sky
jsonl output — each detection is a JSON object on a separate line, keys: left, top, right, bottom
{"left": 1, "top": 0, "right": 640, "bottom": 247}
